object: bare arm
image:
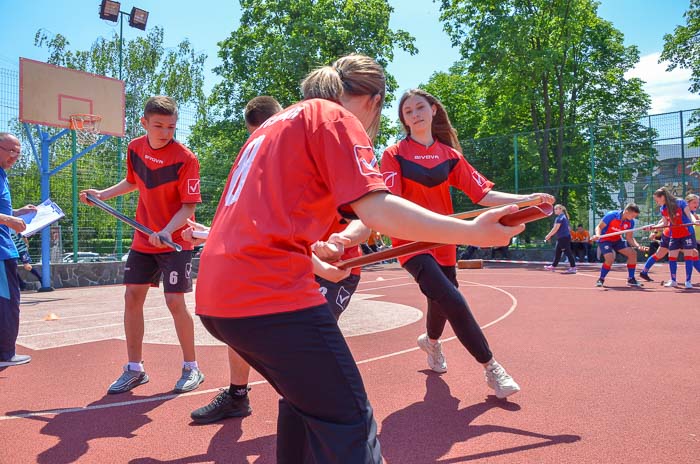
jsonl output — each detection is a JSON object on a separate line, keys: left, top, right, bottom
{"left": 0, "top": 214, "right": 26, "bottom": 233}
{"left": 337, "top": 220, "right": 371, "bottom": 246}
{"left": 479, "top": 191, "right": 555, "bottom": 207}
{"left": 545, "top": 222, "right": 561, "bottom": 241}
{"left": 150, "top": 203, "right": 197, "bottom": 248}
{"left": 351, "top": 192, "right": 524, "bottom": 248}
{"left": 80, "top": 179, "right": 137, "bottom": 203}
{"left": 591, "top": 220, "right": 607, "bottom": 241}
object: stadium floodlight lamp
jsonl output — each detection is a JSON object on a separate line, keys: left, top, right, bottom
{"left": 129, "top": 7, "right": 149, "bottom": 30}
{"left": 99, "top": 0, "right": 121, "bottom": 22}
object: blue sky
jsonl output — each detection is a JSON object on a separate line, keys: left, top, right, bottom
{"left": 0, "top": 0, "right": 696, "bottom": 120}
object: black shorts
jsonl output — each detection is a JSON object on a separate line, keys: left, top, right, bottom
{"left": 124, "top": 249, "right": 193, "bottom": 293}
{"left": 315, "top": 273, "right": 361, "bottom": 320}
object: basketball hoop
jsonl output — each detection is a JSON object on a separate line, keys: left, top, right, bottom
{"left": 69, "top": 114, "right": 103, "bottom": 145}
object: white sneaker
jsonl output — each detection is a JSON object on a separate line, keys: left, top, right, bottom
{"left": 485, "top": 360, "right": 520, "bottom": 399}
{"left": 417, "top": 334, "right": 447, "bottom": 373}
{"left": 663, "top": 280, "right": 678, "bottom": 288}
{"left": 685, "top": 281, "right": 693, "bottom": 289}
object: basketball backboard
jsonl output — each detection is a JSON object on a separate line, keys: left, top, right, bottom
{"left": 19, "top": 58, "right": 125, "bottom": 137}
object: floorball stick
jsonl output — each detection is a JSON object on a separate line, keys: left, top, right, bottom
{"left": 335, "top": 202, "right": 553, "bottom": 270}
{"left": 592, "top": 221, "right": 699, "bottom": 241}
{"left": 85, "top": 193, "right": 183, "bottom": 252}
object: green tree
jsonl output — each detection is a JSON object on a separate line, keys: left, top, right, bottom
{"left": 189, "top": 0, "right": 417, "bottom": 219}
{"left": 661, "top": 0, "right": 700, "bottom": 173}
{"left": 436, "top": 0, "right": 652, "bottom": 220}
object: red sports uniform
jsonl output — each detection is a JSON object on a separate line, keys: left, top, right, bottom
{"left": 196, "top": 99, "right": 387, "bottom": 318}
{"left": 660, "top": 199, "right": 692, "bottom": 238}
{"left": 598, "top": 210, "right": 635, "bottom": 242}
{"left": 126, "top": 136, "right": 201, "bottom": 253}
{"left": 380, "top": 138, "right": 493, "bottom": 266}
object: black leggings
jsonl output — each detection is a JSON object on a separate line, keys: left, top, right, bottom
{"left": 552, "top": 236, "right": 576, "bottom": 267}
{"left": 403, "top": 254, "right": 492, "bottom": 364}
{"left": 200, "top": 305, "right": 381, "bottom": 464}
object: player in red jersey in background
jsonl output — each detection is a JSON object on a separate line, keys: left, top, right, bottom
{"left": 194, "top": 55, "right": 526, "bottom": 463}
{"left": 652, "top": 187, "right": 698, "bottom": 289}
{"left": 380, "top": 88, "right": 554, "bottom": 400}
{"left": 590, "top": 203, "right": 643, "bottom": 287}
{"left": 80, "top": 96, "right": 204, "bottom": 394}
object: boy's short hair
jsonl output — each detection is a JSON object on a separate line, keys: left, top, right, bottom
{"left": 577, "top": 224, "right": 583, "bottom": 228}
{"left": 144, "top": 96, "right": 178, "bottom": 119}
{"left": 624, "top": 203, "right": 640, "bottom": 214}
{"left": 245, "top": 96, "right": 282, "bottom": 128}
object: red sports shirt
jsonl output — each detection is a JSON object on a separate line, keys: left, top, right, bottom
{"left": 196, "top": 99, "right": 387, "bottom": 318}
{"left": 380, "top": 138, "right": 493, "bottom": 266}
{"left": 126, "top": 136, "right": 201, "bottom": 253}
{"left": 660, "top": 199, "right": 692, "bottom": 238}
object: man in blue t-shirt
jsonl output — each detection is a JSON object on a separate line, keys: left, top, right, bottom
{"left": 0, "top": 133, "right": 37, "bottom": 367}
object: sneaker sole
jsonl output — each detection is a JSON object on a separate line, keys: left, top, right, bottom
{"left": 495, "top": 386, "right": 521, "bottom": 399}
{"left": 191, "top": 407, "right": 253, "bottom": 424}
{"left": 107, "top": 373, "right": 149, "bottom": 394}
{"left": 0, "top": 359, "right": 31, "bottom": 367}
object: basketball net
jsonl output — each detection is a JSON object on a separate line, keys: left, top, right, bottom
{"left": 69, "top": 114, "right": 103, "bottom": 145}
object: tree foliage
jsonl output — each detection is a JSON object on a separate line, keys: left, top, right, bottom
{"left": 435, "top": 0, "right": 653, "bottom": 224}
{"left": 662, "top": 0, "right": 700, "bottom": 172}
{"left": 188, "top": 0, "right": 417, "bottom": 219}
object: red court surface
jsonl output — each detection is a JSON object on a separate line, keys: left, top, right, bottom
{"left": 1, "top": 262, "right": 698, "bottom": 463}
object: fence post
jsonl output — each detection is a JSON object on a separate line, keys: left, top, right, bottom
{"left": 513, "top": 134, "right": 519, "bottom": 194}
{"left": 589, "top": 124, "right": 596, "bottom": 232}
{"left": 680, "top": 110, "right": 686, "bottom": 197}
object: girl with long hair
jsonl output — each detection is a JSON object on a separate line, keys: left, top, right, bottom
{"left": 380, "top": 88, "right": 554, "bottom": 399}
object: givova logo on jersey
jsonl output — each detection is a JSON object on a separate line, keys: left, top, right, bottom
{"left": 354, "top": 145, "right": 380, "bottom": 177}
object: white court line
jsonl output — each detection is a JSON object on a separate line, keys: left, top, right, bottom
{"left": 17, "top": 316, "right": 174, "bottom": 339}
{"left": 20, "top": 305, "right": 171, "bottom": 324}
{"left": 1, "top": 279, "right": 518, "bottom": 421}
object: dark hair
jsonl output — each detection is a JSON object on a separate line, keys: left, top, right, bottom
{"left": 624, "top": 202, "right": 641, "bottom": 214}
{"left": 245, "top": 96, "right": 283, "bottom": 128}
{"left": 144, "top": 96, "right": 178, "bottom": 119}
{"left": 653, "top": 187, "right": 677, "bottom": 219}
{"left": 577, "top": 224, "right": 583, "bottom": 228}
{"left": 300, "top": 54, "right": 386, "bottom": 140}
{"left": 398, "top": 89, "right": 462, "bottom": 152}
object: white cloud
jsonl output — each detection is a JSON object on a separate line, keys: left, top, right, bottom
{"left": 625, "top": 52, "right": 700, "bottom": 114}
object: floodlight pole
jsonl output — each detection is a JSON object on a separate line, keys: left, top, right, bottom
{"left": 111, "top": 6, "right": 147, "bottom": 255}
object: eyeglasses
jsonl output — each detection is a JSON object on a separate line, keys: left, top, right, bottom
{"left": 0, "top": 146, "right": 21, "bottom": 157}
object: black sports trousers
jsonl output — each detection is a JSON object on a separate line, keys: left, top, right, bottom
{"left": 403, "top": 254, "right": 492, "bottom": 364}
{"left": 200, "top": 304, "right": 382, "bottom": 464}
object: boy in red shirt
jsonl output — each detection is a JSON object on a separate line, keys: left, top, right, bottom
{"left": 80, "top": 96, "right": 204, "bottom": 394}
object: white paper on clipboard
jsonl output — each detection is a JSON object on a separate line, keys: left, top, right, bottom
{"left": 18, "top": 199, "right": 65, "bottom": 237}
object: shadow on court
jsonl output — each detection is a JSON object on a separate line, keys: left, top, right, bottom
{"left": 7, "top": 393, "right": 173, "bottom": 464}
{"left": 128, "top": 420, "right": 276, "bottom": 464}
{"left": 378, "top": 373, "right": 580, "bottom": 463}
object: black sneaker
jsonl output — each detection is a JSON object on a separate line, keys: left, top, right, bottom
{"left": 190, "top": 389, "right": 252, "bottom": 424}
{"left": 595, "top": 279, "right": 604, "bottom": 287}
{"left": 627, "top": 278, "right": 643, "bottom": 287}
{"left": 638, "top": 272, "right": 653, "bottom": 282}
